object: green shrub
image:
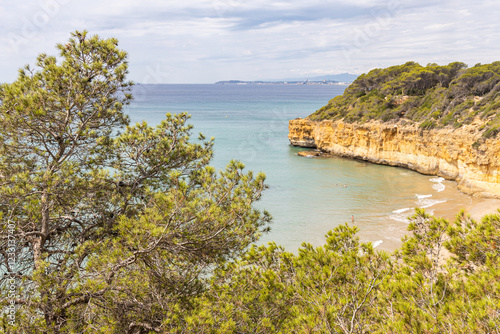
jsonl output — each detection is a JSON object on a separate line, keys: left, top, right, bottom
{"left": 310, "top": 61, "right": 500, "bottom": 138}
{"left": 419, "top": 119, "right": 436, "bottom": 129}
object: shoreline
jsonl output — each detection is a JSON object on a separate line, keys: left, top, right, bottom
{"left": 298, "top": 149, "right": 500, "bottom": 221}
{"left": 365, "top": 197, "right": 500, "bottom": 253}
{"left": 289, "top": 118, "right": 500, "bottom": 199}
{"left": 377, "top": 196, "right": 500, "bottom": 253}
{"left": 296, "top": 150, "right": 500, "bottom": 252}
{"left": 431, "top": 196, "right": 500, "bottom": 222}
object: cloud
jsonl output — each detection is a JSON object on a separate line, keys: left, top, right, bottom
{"left": 0, "top": 0, "right": 499, "bottom": 83}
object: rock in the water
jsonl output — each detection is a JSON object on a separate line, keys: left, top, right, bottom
{"left": 297, "top": 150, "right": 324, "bottom": 158}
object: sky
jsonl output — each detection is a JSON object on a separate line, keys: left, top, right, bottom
{"left": 0, "top": 0, "right": 499, "bottom": 83}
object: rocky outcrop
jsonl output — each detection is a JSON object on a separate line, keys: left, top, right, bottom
{"left": 297, "top": 150, "right": 331, "bottom": 158}
{"left": 289, "top": 118, "right": 500, "bottom": 198}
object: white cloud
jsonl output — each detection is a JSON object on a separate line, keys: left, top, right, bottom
{"left": 0, "top": 0, "right": 499, "bottom": 83}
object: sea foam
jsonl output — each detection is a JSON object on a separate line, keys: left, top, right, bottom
{"left": 430, "top": 177, "right": 446, "bottom": 192}
{"left": 416, "top": 194, "right": 432, "bottom": 199}
{"left": 432, "top": 183, "right": 446, "bottom": 192}
{"left": 418, "top": 198, "right": 447, "bottom": 209}
{"left": 429, "top": 177, "right": 445, "bottom": 183}
{"left": 389, "top": 212, "right": 411, "bottom": 223}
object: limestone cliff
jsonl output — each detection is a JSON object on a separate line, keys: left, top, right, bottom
{"left": 289, "top": 118, "right": 500, "bottom": 199}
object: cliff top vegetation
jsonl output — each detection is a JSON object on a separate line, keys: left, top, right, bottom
{"left": 310, "top": 61, "right": 500, "bottom": 138}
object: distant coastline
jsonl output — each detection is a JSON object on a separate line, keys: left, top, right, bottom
{"left": 215, "top": 80, "right": 351, "bottom": 85}
{"left": 215, "top": 73, "right": 358, "bottom": 85}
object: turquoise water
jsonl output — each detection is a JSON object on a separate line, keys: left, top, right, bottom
{"left": 125, "top": 84, "right": 476, "bottom": 252}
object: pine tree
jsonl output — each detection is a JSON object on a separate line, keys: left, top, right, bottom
{"left": 0, "top": 31, "right": 270, "bottom": 333}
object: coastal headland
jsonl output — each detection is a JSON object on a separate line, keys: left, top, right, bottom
{"left": 289, "top": 62, "right": 500, "bottom": 216}
{"left": 289, "top": 118, "right": 500, "bottom": 199}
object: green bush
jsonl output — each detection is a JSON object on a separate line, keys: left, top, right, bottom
{"left": 310, "top": 61, "right": 500, "bottom": 138}
{"left": 185, "top": 209, "right": 500, "bottom": 333}
{"left": 419, "top": 119, "right": 437, "bottom": 129}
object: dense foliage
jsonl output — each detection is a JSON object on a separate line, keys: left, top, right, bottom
{"left": 184, "top": 209, "right": 500, "bottom": 333}
{"left": 0, "top": 31, "right": 270, "bottom": 333}
{"left": 1, "top": 33, "right": 499, "bottom": 333}
{"left": 310, "top": 61, "right": 500, "bottom": 138}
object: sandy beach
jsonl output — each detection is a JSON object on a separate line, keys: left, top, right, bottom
{"left": 424, "top": 187, "right": 500, "bottom": 224}
{"left": 368, "top": 193, "right": 500, "bottom": 253}
{"left": 464, "top": 198, "right": 500, "bottom": 220}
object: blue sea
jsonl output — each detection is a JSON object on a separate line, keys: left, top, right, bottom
{"left": 125, "top": 84, "right": 478, "bottom": 252}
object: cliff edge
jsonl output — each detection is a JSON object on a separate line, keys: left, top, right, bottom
{"left": 289, "top": 118, "right": 500, "bottom": 198}
{"left": 289, "top": 61, "right": 500, "bottom": 198}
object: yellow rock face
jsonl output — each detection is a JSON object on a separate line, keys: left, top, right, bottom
{"left": 289, "top": 118, "right": 500, "bottom": 198}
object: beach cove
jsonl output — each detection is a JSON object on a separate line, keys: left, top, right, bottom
{"left": 126, "top": 84, "right": 500, "bottom": 252}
